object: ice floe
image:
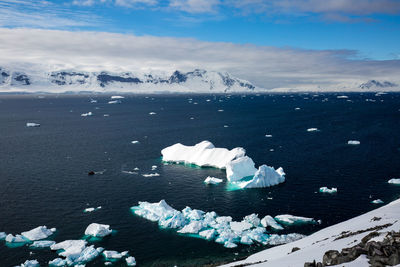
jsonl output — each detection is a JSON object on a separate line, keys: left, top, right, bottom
{"left": 6, "top": 234, "right": 28, "bottom": 243}
{"left": 142, "top": 173, "right": 160, "bottom": 177}
{"left": 265, "top": 134, "right": 272, "bottom": 137}
{"left": 371, "top": 199, "right": 384, "bottom": 204}
{"left": 84, "top": 206, "right": 102, "bottom": 213}
{"left": 108, "top": 100, "right": 121, "bottom": 104}
{"left": 149, "top": 112, "right": 156, "bottom": 115}
{"left": 81, "top": 112, "right": 92, "bottom": 117}
{"left": 21, "top": 226, "right": 55, "bottom": 241}
{"left": 347, "top": 140, "right": 360, "bottom": 145}
{"left": 48, "top": 258, "right": 67, "bottom": 266}
{"left": 84, "top": 223, "right": 112, "bottom": 238}
{"left": 26, "top": 122, "right": 40, "bottom": 127}
{"left": 111, "top": 96, "right": 124, "bottom": 99}
{"left": 126, "top": 256, "right": 137, "bottom": 266}
{"left": 30, "top": 240, "right": 56, "bottom": 248}
{"left": 50, "top": 240, "right": 104, "bottom": 266}
{"left": 319, "top": 187, "right": 338, "bottom": 193}
{"left": 17, "top": 259, "right": 39, "bottom": 267}
{"left": 0, "top": 232, "right": 6, "bottom": 240}
{"left": 274, "top": 215, "right": 315, "bottom": 225}
{"left": 204, "top": 176, "right": 223, "bottom": 184}
{"left": 103, "top": 250, "right": 129, "bottom": 260}
{"left": 307, "top": 128, "right": 319, "bottom": 132}
{"left": 131, "top": 140, "right": 140, "bottom": 144}
{"left": 337, "top": 95, "right": 349, "bottom": 99}
{"left": 388, "top": 178, "right": 400, "bottom": 184}
{"left": 131, "top": 200, "right": 306, "bottom": 249}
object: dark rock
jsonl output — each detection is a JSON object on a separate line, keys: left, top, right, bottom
{"left": 362, "top": 231, "right": 380, "bottom": 244}
{"left": 88, "top": 171, "right": 95, "bottom": 175}
{"left": 291, "top": 247, "right": 300, "bottom": 252}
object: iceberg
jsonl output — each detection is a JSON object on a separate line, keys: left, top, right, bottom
{"left": 161, "top": 141, "right": 245, "bottom": 169}
{"left": 49, "top": 258, "right": 67, "bottom": 267}
{"left": 17, "top": 260, "right": 39, "bottom": 267}
{"left": 126, "top": 256, "right": 136, "bottom": 266}
{"left": 388, "top": 178, "right": 400, "bottom": 184}
{"left": 21, "top": 226, "right": 55, "bottom": 241}
{"left": 372, "top": 199, "right": 384, "bottom": 204}
{"left": 243, "top": 214, "right": 261, "bottom": 227}
{"left": 30, "top": 240, "right": 56, "bottom": 248}
{"left": 84, "top": 223, "right": 112, "bottom": 238}
{"left": 142, "top": 173, "right": 160, "bottom": 177}
{"left": 103, "top": 250, "right": 128, "bottom": 260}
{"left": 131, "top": 140, "right": 140, "bottom": 144}
{"left": 50, "top": 240, "right": 87, "bottom": 258}
{"left": 26, "top": 122, "right": 40, "bottom": 127}
{"left": 5, "top": 234, "right": 28, "bottom": 243}
{"left": 204, "top": 176, "right": 223, "bottom": 184}
{"left": 50, "top": 240, "right": 103, "bottom": 266}
{"left": 274, "top": 215, "right": 315, "bottom": 225}
{"left": 81, "top": 112, "right": 92, "bottom": 117}
{"left": 230, "top": 221, "right": 253, "bottom": 233}
{"left": 319, "top": 187, "right": 338, "bottom": 193}
{"left": 226, "top": 156, "right": 257, "bottom": 182}
{"left": 261, "top": 215, "right": 283, "bottom": 230}
{"left": 84, "top": 206, "right": 102, "bottom": 213}
{"left": 238, "top": 165, "right": 285, "bottom": 189}
{"left": 177, "top": 221, "right": 204, "bottom": 234}
{"left": 347, "top": 140, "right": 360, "bottom": 145}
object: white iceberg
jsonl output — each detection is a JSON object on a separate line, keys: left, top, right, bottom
{"left": 238, "top": 165, "right": 285, "bottom": 189}
{"left": 111, "top": 95, "right": 124, "bottom": 99}
{"left": 347, "top": 140, "right": 360, "bottom": 145}
{"left": 30, "top": 240, "right": 56, "bottom": 248}
{"left": 81, "top": 112, "right": 92, "bottom": 117}
{"left": 319, "top": 187, "right": 338, "bottom": 193}
{"left": 126, "top": 256, "right": 136, "bottom": 266}
{"left": 131, "top": 140, "right": 140, "bottom": 144}
{"left": 26, "top": 122, "right": 40, "bottom": 127}
{"left": 182, "top": 207, "right": 205, "bottom": 220}
{"left": 388, "top": 178, "right": 400, "bottom": 184}
{"left": 224, "top": 241, "right": 238, "bottom": 248}
{"left": 84, "top": 206, "right": 102, "bottom": 213}
{"left": 372, "top": 199, "right": 384, "bottom": 204}
{"left": 261, "top": 215, "right": 283, "bottom": 230}
{"left": 199, "top": 229, "right": 216, "bottom": 240}
{"left": 5, "top": 234, "right": 28, "bottom": 243}
{"left": 149, "top": 112, "right": 156, "bottom": 115}
{"left": 103, "top": 250, "right": 128, "bottom": 259}
{"left": 230, "top": 221, "right": 253, "bottom": 233}
{"left": 274, "top": 215, "right": 315, "bottom": 225}
{"left": 204, "top": 176, "right": 223, "bottom": 184}
{"left": 17, "top": 260, "right": 39, "bottom": 267}
{"left": 132, "top": 200, "right": 177, "bottom": 223}
{"left": 226, "top": 156, "right": 257, "bottom": 182}
{"left": 243, "top": 214, "right": 261, "bottom": 227}
{"left": 161, "top": 141, "right": 245, "bottom": 169}
{"left": 51, "top": 240, "right": 87, "bottom": 258}
{"left": 49, "top": 258, "right": 67, "bottom": 267}
{"left": 21, "top": 226, "right": 55, "bottom": 241}
{"left": 177, "top": 221, "right": 204, "bottom": 234}
{"left": 84, "top": 223, "right": 112, "bottom": 238}
{"left": 307, "top": 128, "right": 319, "bottom": 132}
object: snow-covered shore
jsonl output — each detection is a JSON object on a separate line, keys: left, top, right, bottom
{"left": 221, "top": 197, "right": 400, "bottom": 267}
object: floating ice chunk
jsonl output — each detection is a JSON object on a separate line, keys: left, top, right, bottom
{"left": 243, "top": 214, "right": 261, "bottom": 227}
{"left": 103, "top": 250, "right": 128, "bottom": 260}
{"left": 261, "top": 215, "right": 283, "bottom": 230}
{"left": 126, "top": 256, "right": 136, "bottom": 266}
{"left": 337, "top": 95, "right": 348, "bottom": 99}
{"left": 372, "top": 199, "right": 384, "bottom": 204}
{"left": 223, "top": 125, "right": 229, "bottom": 128}
{"left": 319, "top": 187, "right": 338, "bottom": 193}
{"left": 49, "top": 258, "right": 67, "bottom": 266}
{"left": 17, "top": 259, "right": 39, "bottom": 267}
{"left": 267, "top": 233, "right": 305, "bottom": 245}
{"left": 204, "top": 176, "right": 223, "bottom": 184}
{"left": 149, "top": 112, "right": 156, "bottom": 115}
{"left": 111, "top": 96, "right": 124, "bottom": 99}
{"left": 84, "top": 223, "right": 112, "bottom": 238}
{"left": 388, "top": 178, "right": 400, "bottom": 184}
{"left": 238, "top": 165, "right": 285, "bottom": 189}
{"left": 218, "top": 109, "right": 224, "bottom": 112}
{"left": 131, "top": 140, "right": 140, "bottom": 144}
{"left": 274, "top": 215, "right": 315, "bottom": 225}
{"left": 151, "top": 165, "right": 157, "bottom": 170}
{"left": 215, "top": 216, "right": 232, "bottom": 225}
{"left": 182, "top": 207, "right": 205, "bottom": 220}
{"left": 246, "top": 227, "right": 269, "bottom": 244}
{"left": 307, "top": 128, "right": 319, "bottom": 132}
{"left": 347, "top": 140, "right": 360, "bottom": 145}
{"left": 265, "top": 134, "right": 272, "bottom": 137}
{"left": 224, "top": 241, "right": 237, "bottom": 248}
{"left": 26, "top": 122, "right": 40, "bottom": 127}
{"left": 295, "top": 107, "right": 301, "bottom": 110}
{"left": 0, "top": 232, "right": 6, "bottom": 240}
{"left": 6, "top": 234, "right": 28, "bottom": 243}
{"left": 142, "top": 173, "right": 160, "bottom": 177}
{"left": 230, "top": 221, "right": 252, "bottom": 233}
{"left": 90, "top": 99, "right": 97, "bottom": 103}
{"left": 30, "top": 240, "right": 56, "bottom": 248}
{"left": 226, "top": 156, "right": 257, "bottom": 182}
{"left": 215, "top": 228, "right": 239, "bottom": 244}
{"left": 108, "top": 100, "right": 121, "bottom": 104}
{"left": 132, "top": 200, "right": 176, "bottom": 222}
{"left": 84, "top": 206, "right": 101, "bottom": 213}
{"left": 51, "top": 240, "right": 87, "bottom": 258}
{"left": 21, "top": 226, "right": 55, "bottom": 241}
{"left": 199, "top": 229, "right": 216, "bottom": 240}
{"left": 103, "top": 114, "right": 110, "bottom": 117}
{"left": 177, "top": 221, "right": 204, "bottom": 234}
{"left": 161, "top": 141, "right": 246, "bottom": 169}
{"left": 81, "top": 112, "right": 92, "bottom": 117}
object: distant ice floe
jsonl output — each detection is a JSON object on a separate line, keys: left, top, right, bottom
{"left": 131, "top": 140, "right": 140, "bottom": 144}
{"left": 142, "top": 173, "right": 160, "bottom": 177}
{"left": 204, "top": 176, "right": 223, "bottom": 184}
{"left": 6, "top": 234, "right": 27, "bottom": 243}
{"left": 295, "top": 107, "right": 301, "bottom": 110}
{"left": 131, "top": 200, "right": 307, "bottom": 249}
{"left": 84, "top": 223, "right": 112, "bottom": 238}
{"left": 126, "top": 256, "right": 137, "bottom": 266}
{"left": 81, "top": 112, "right": 93, "bottom": 117}
{"left": 111, "top": 96, "right": 124, "bottom": 99}
{"left": 274, "top": 215, "right": 316, "bottom": 225}
{"left": 89, "top": 99, "right": 97, "bottom": 103}
{"left": 372, "top": 199, "right": 384, "bottom": 204}
{"left": 337, "top": 95, "right": 348, "bottom": 99}
{"left": 388, "top": 178, "right": 400, "bottom": 184}
{"left": 17, "top": 259, "right": 39, "bottom": 267}
{"left": 84, "top": 206, "right": 102, "bottom": 213}
{"left": 161, "top": 141, "right": 285, "bottom": 189}
{"left": 319, "top": 187, "right": 338, "bottom": 194}
{"left": 108, "top": 100, "right": 121, "bottom": 104}
{"left": 26, "top": 122, "right": 40, "bottom": 127}
{"left": 149, "top": 112, "right": 156, "bottom": 115}
{"left": 50, "top": 240, "right": 104, "bottom": 266}
{"left": 265, "top": 134, "right": 272, "bottom": 137}
{"left": 307, "top": 128, "right": 319, "bottom": 132}
{"left": 347, "top": 140, "right": 360, "bottom": 145}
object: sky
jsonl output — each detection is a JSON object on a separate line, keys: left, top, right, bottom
{"left": 0, "top": 0, "right": 400, "bottom": 90}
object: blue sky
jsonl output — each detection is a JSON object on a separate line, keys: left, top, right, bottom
{"left": 0, "top": 0, "right": 399, "bottom": 90}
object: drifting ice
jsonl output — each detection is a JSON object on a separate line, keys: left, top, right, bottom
{"left": 347, "top": 140, "right": 360, "bottom": 145}
{"left": 17, "top": 260, "right": 39, "bottom": 267}
{"left": 372, "top": 199, "right": 384, "bottom": 204}
{"left": 204, "top": 176, "right": 223, "bottom": 184}
{"left": 5, "top": 234, "right": 27, "bottom": 243}
{"left": 226, "top": 156, "right": 257, "bottom": 182}
{"left": 21, "top": 226, "right": 55, "bottom": 241}
{"left": 126, "top": 256, "right": 136, "bottom": 266}
{"left": 30, "top": 240, "right": 56, "bottom": 248}
{"left": 274, "top": 215, "right": 315, "bottom": 225}
{"left": 26, "top": 122, "right": 40, "bottom": 127}
{"left": 84, "top": 223, "right": 112, "bottom": 238}
{"left": 103, "top": 250, "right": 129, "bottom": 259}
{"left": 319, "top": 187, "right": 338, "bottom": 193}
{"left": 81, "top": 112, "right": 92, "bottom": 117}
{"left": 0, "top": 232, "right": 6, "bottom": 240}
{"left": 261, "top": 215, "right": 284, "bottom": 230}
{"left": 111, "top": 96, "right": 124, "bottom": 99}
{"left": 388, "top": 178, "right": 400, "bottom": 184}
{"left": 307, "top": 128, "right": 319, "bottom": 132}
{"left": 238, "top": 165, "right": 285, "bottom": 189}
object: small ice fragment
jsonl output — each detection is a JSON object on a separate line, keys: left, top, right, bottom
{"left": 30, "top": 240, "right": 56, "bottom": 248}
{"left": 223, "top": 125, "right": 229, "bottom": 128}
{"left": 347, "top": 140, "right": 360, "bottom": 145}
{"left": 103, "top": 114, "right": 110, "bottom": 117}
{"left": 134, "top": 167, "right": 139, "bottom": 171}
{"left": 111, "top": 96, "right": 124, "bottom": 99}
{"left": 151, "top": 165, "right": 158, "bottom": 170}
{"left": 371, "top": 199, "right": 384, "bottom": 204}
{"left": 319, "top": 187, "right": 338, "bottom": 193}
{"left": 190, "top": 117, "right": 194, "bottom": 120}
{"left": 103, "top": 250, "right": 126, "bottom": 259}
{"left": 274, "top": 214, "right": 315, "bottom": 225}
{"left": 50, "top": 240, "right": 87, "bottom": 258}
{"left": 26, "top": 122, "right": 40, "bottom": 127}
{"left": 199, "top": 229, "right": 216, "bottom": 240}
{"left": 84, "top": 223, "right": 112, "bottom": 238}
{"left": 142, "top": 173, "right": 160, "bottom": 177}
{"left": 261, "top": 215, "right": 283, "bottom": 230}
{"left": 177, "top": 221, "right": 204, "bottom": 234}
{"left": 204, "top": 176, "right": 223, "bottom": 184}
{"left": 5, "top": 234, "right": 27, "bottom": 243}
{"left": 218, "top": 109, "right": 224, "bottom": 112}
{"left": 81, "top": 112, "right": 93, "bottom": 117}
{"left": 149, "top": 112, "right": 156, "bottom": 115}
{"left": 90, "top": 99, "right": 97, "bottom": 103}
{"left": 265, "top": 134, "right": 272, "bottom": 137}
{"left": 337, "top": 95, "right": 348, "bottom": 99}
{"left": 131, "top": 140, "right": 140, "bottom": 144}
{"left": 108, "top": 100, "right": 121, "bottom": 104}
{"left": 295, "top": 107, "right": 301, "bottom": 110}
{"left": 307, "top": 128, "right": 318, "bottom": 132}
{"left": 269, "top": 149, "right": 274, "bottom": 152}
{"left": 224, "top": 241, "right": 237, "bottom": 248}
{"left": 126, "top": 256, "right": 136, "bottom": 266}
{"left": 18, "top": 259, "right": 39, "bottom": 267}
{"left": 388, "top": 178, "right": 400, "bottom": 184}
{"left": 84, "top": 208, "right": 95, "bottom": 213}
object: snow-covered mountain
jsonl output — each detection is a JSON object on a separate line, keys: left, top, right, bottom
{"left": 0, "top": 67, "right": 256, "bottom": 93}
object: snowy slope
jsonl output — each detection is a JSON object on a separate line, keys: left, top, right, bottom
{"left": 221, "top": 198, "right": 400, "bottom": 267}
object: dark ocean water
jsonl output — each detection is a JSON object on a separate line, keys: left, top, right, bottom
{"left": 0, "top": 93, "right": 399, "bottom": 267}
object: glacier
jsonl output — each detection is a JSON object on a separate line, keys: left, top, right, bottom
{"left": 161, "top": 141, "right": 285, "bottom": 189}
{"left": 131, "top": 200, "right": 306, "bottom": 249}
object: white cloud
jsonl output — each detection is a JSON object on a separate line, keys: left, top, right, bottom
{"left": 169, "top": 0, "right": 220, "bottom": 13}
{"left": 0, "top": 28, "right": 399, "bottom": 90}
{"left": 114, "top": 0, "right": 158, "bottom": 7}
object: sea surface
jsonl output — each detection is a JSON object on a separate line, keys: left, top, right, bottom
{"left": 0, "top": 93, "right": 400, "bottom": 266}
